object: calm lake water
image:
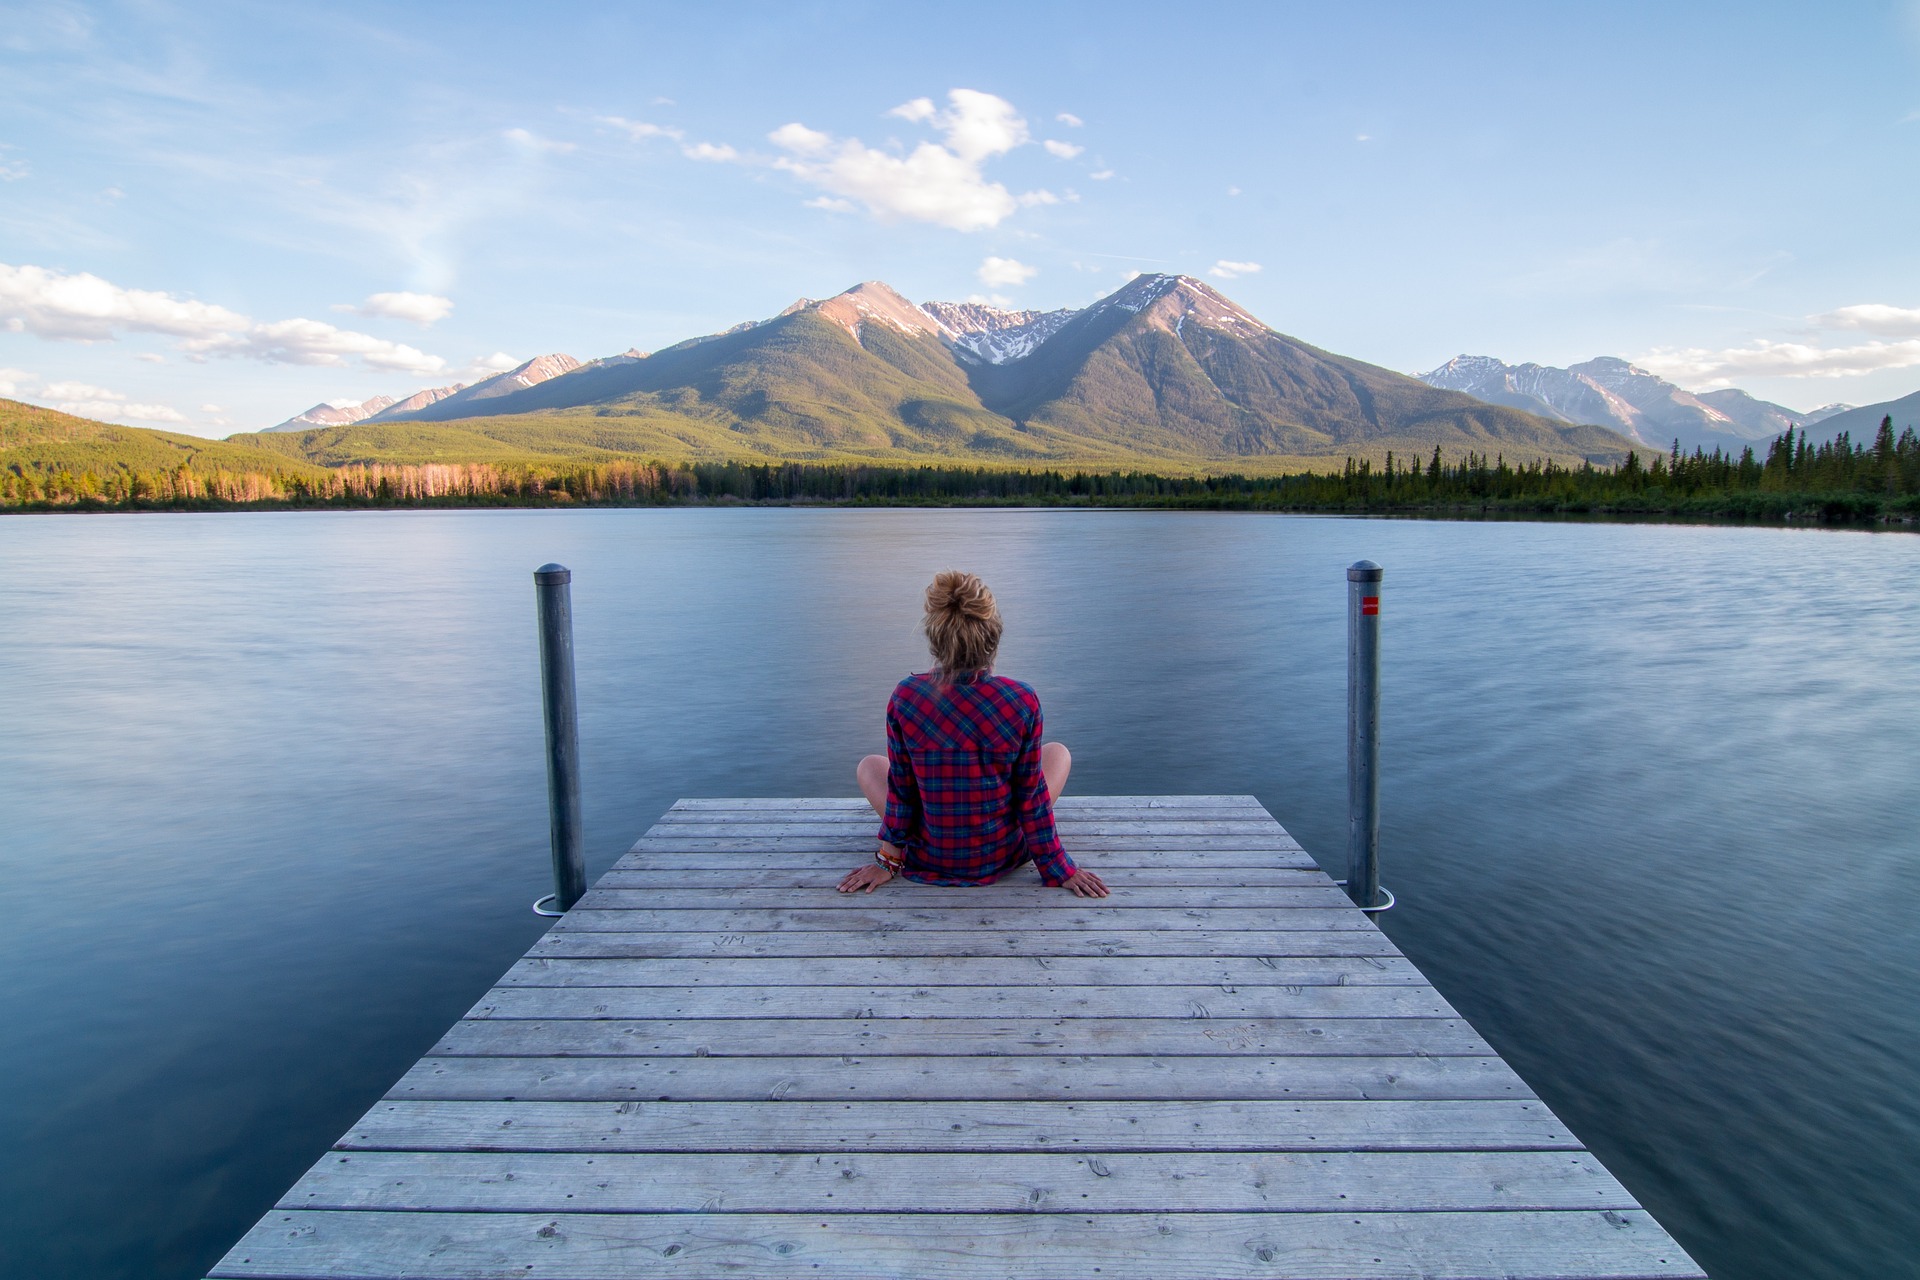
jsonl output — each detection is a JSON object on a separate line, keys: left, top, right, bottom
{"left": 0, "top": 509, "right": 1915, "bottom": 1279}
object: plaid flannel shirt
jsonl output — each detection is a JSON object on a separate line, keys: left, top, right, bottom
{"left": 877, "top": 671, "right": 1075, "bottom": 887}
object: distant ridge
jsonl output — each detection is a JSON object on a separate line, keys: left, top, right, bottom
{"left": 1799, "top": 388, "right": 1920, "bottom": 446}
{"left": 247, "top": 276, "right": 1638, "bottom": 469}
{"left": 1419, "top": 354, "right": 1839, "bottom": 453}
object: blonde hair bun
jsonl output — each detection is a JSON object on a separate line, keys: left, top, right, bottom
{"left": 924, "top": 571, "right": 1003, "bottom": 673}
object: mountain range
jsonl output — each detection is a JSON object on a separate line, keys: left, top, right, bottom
{"left": 1418, "top": 355, "right": 1853, "bottom": 454}
{"left": 244, "top": 275, "right": 1635, "bottom": 470}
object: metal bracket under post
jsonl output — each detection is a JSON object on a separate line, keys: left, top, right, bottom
{"left": 1346, "top": 560, "right": 1386, "bottom": 916}
{"left": 535, "top": 563, "right": 586, "bottom": 916}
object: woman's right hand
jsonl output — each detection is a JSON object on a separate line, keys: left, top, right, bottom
{"left": 837, "top": 864, "right": 896, "bottom": 894}
{"left": 1062, "top": 868, "right": 1110, "bottom": 898}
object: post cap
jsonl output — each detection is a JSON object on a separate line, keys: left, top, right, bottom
{"left": 1346, "top": 560, "right": 1383, "bottom": 582}
{"left": 534, "top": 563, "right": 572, "bottom": 585}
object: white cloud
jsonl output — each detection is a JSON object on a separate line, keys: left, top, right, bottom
{"left": 0, "top": 367, "right": 32, "bottom": 396}
{"left": 682, "top": 141, "right": 739, "bottom": 162}
{"left": 1209, "top": 260, "right": 1263, "bottom": 279}
{"left": 766, "top": 89, "right": 1053, "bottom": 232}
{"left": 338, "top": 290, "right": 454, "bottom": 326}
{"left": 803, "top": 196, "right": 857, "bottom": 213}
{"left": 43, "top": 380, "right": 118, "bottom": 400}
{"left": 0, "top": 160, "right": 28, "bottom": 181}
{"left": 599, "top": 116, "right": 685, "bottom": 142}
{"left": 465, "top": 351, "right": 520, "bottom": 376}
{"left": 769, "top": 122, "right": 833, "bottom": 153}
{"left": 1042, "top": 139, "right": 1083, "bottom": 159}
{"left": 135, "top": 351, "right": 166, "bottom": 363}
{"left": 978, "top": 256, "right": 1038, "bottom": 288}
{"left": 2, "top": 263, "right": 454, "bottom": 376}
{"left": 1226, "top": 185, "right": 1242, "bottom": 196}
{"left": 1090, "top": 169, "right": 1115, "bottom": 181}
{"left": 1636, "top": 338, "right": 1920, "bottom": 386}
{"left": 188, "top": 317, "right": 446, "bottom": 374}
{"left": 0, "top": 262, "right": 248, "bottom": 341}
{"left": 200, "top": 403, "right": 223, "bottom": 412}
{"left": 1356, "top": 134, "right": 1371, "bottom": 142}
{"left": 1056, "top": 112, "right": 1084, "bottom": 127}
{"left": 1813, "top": 303, "right": 1920, "bottom": 337}
{"left": 40, "top": 380, "right": 187, "bottom": 423}
{"left": 503, "top": 127, "right": 576, "bottom": 154}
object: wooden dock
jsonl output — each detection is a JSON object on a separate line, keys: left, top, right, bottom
{"left": 211, "top": 795, "right": 1702, "bottom": 1279}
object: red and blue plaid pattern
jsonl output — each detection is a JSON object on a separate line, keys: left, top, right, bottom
{"left": 878, "top": 671, "right": 1075, "bottom": 887}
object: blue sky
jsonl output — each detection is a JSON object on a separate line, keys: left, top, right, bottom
{"left": 3, "top": 0, "right": 1918, "bottom": 436}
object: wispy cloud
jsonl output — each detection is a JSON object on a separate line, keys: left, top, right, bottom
{"left": 599, "top": 116, "right": 684, "bottom": 142}
{"left": 38, "top": 378, "right": 187, "bottom": 423}
{"left": 1636, "top": 338, "right": 1920, "bottom": 386}
{"left": 1042, "top": 140, "right": 1083, "bottom": 159}
{"left": 1209, "top": 260, "right": 1262, "bottom": 279}
{"left": 186, "top": 317, "right": 445, "bottom": 374}
{"left": 682, "top": 141, "right": 739, "bottom": 162}
{"left": 1637, "top": 300, "right": 1920, "bottom": 385}
{"left": 503, "top": 127, "right": 575, "bottom": 154}
{"left": 335, "top": 290, "right": 453, "bottom": 326}
{"left": 978, "top": 256, "right": 1037, "bottom": 288}
{"left": 766, "top": 89, "right": 1055, "bottom": 231}
{"left": 1055, "top": 113, "right": 1084, "bottom": 127}
{"left": 1, "top": 262, "right": 247, "bottom": 340}
{"left": 1, "top": 262, "right": 448, "bottom": 374}
{"left": 1812, "top": 303, "right": 1920, "bottom": 337}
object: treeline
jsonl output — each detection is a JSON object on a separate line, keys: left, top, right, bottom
{"left": 6, "top": 418, "right": 1919, "bottom": 523}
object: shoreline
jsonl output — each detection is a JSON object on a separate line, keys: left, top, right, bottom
{"left": 6, "top": 492, "right": 1917, "bottom": 531}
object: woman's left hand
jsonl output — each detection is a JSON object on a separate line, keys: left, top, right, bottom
{"left": 837, "top": 864, "right": 896, "bottom": 894}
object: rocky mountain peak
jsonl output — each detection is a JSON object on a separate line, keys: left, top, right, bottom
{"left": 266, "top": 394, "right": 397, "bottom": 433}
{"left": 805, "top": 281, "right": 948, "bottom": 342}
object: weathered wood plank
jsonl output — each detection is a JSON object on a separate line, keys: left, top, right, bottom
{"left": 625, "top": 835, "right": 1307, "bottom": 853}
{"left": 387, "top": 1053, "right": 1534, "bottom": 1103}
{"left": 550, "top": 907, "right": 1380, "bottom": 934}
{"left": 617, "top": 847, "right": 1321, "bottom": 870}
{"left": 525, "top": 930, "right": 1405, "bottom": 961}
{"left": 601, "top": 866, "right": 1332, "bottom": 887}
{"left": 576, "top": 885, "right": 1354, "bottom": 911}
{"left": 497, "top": 955, "right": 1425, "bottom": 988}
{"left": 668, "top": 794, "right": 1265, "bottom": 812}
{"left": 430, "top": 1017, "right": 1496, "bottom": 1059}
{"left": 651, "top": 807, "right": 1278, "bottom": 825}
{"left": 466, "top": 984, "right": 1459, "bottom": 1022}
{"left": 279, "top": 1149, "right": 1637, "bottom": 1214}
{"left": 618, "top": 850, "right": 1322, "bottom": 872}
{"left": 212, "top": 1208, "right": 1703, "bottom": 1280}
{"left": 338, "top": 1098, "right": 1582, "bottom": 1153}
{"left": 644, "top": 820, "right": 1293, "bottom": 838}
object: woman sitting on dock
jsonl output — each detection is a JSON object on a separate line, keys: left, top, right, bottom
{"left": 838, "top": 571, "right": 1110, "bottom": 898}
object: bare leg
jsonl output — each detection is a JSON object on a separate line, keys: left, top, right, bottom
{"left": 857, "top": 754, "right": 888, "bottom": 817}
{"left": 1042, "top": 741, "right": 1071, "bottom": 803}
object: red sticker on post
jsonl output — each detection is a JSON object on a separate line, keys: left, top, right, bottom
{"left": 1361, "top": 596, "right": 1380, "bottom": 616}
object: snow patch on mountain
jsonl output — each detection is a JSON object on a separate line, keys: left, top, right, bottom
{"left": 922, "top": 300, "right": 1075, "bottom": 365}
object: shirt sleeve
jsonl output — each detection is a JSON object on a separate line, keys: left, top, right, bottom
{"left": 877, "top": 695, "right": 920, "bottom": 861}
{"left": 1012, "top": 695, "right": 1076, "bottom": 886}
